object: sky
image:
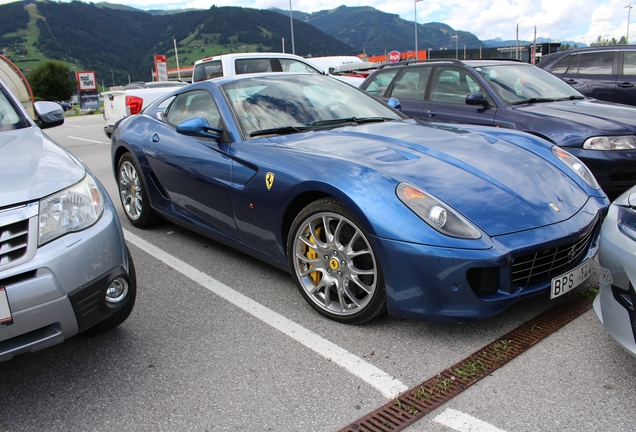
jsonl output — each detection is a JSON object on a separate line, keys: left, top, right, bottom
{"left": 3, "top": 0, "right": 634, "bottom": 44}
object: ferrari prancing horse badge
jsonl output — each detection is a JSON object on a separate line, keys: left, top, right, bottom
{"left": 266, "top": 172, "right": 275, "bottom": 190}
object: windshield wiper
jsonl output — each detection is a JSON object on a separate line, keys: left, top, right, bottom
{"left": 511, "top": 97, "right": 556, "bottom": 105}
{"left": 311, "top": 117, "right": 394, "bottom": 127}
{"left": 555, "top": 95, "right": 586, "bottom": 101}
{"left": 250, "top": 126, "right": 312, "bottom": 137}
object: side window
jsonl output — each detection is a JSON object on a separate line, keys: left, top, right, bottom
{"left": 364, "top": 69, "right": 400, "bottom": 96}
{"left": 390, "top": 68, "right": 430, "bottom": 100}
{"left": 193, "top": 60, "right": 222, "bottom": 82}
{"left": 165, "top": 90, "right": 221, "bottom": 128}
{"left": 431, "top": 67, "right": 474, "bottom": 104}
{"left": 236, "top": 59, "right": 272, "bottom": 74}
{"left": 573, "top": 52, "right": 614, "bottom": 75}
{"left": 623, "top": 51, "right": 636, "bottom": 75}
{"left": 550, "top": 56, "right": 572, "bottom": 74}
{"left": 279, "top": 59, "right": 320, "bottom": 73}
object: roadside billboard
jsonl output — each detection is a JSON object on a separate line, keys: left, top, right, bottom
{"left": 76, "top": 70, "right": 99, "bottom": 109}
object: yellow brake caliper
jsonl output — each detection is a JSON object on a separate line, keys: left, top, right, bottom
{"left": 306, "top": 227, "right": 322, "bottom": 285}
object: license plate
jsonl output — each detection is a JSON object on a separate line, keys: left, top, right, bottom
{"left": 550, "top": 258, "right": 594, "bottom": 299}
{"left": 0, "top": 287, "right": 12, "bottom": 327}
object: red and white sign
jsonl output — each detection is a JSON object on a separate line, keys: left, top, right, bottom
{"left": 76, "top": 71, "right": 96, "bottom": 91}
{"left": 389, "top": 51, "right": 401, "bottom": 63}
{"left": 154, "top": 55, "right": 168, "bottom": 81}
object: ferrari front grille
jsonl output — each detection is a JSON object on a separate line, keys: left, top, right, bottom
{"left": 511, "top": 221, "right": 597, "bottom": 287}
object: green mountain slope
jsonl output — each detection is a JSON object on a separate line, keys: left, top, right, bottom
{"left": 298, "top": 6, "right": 482, "bottom": 55}
{"left": 1, "top": 1, "right": 357, "bottom": 84}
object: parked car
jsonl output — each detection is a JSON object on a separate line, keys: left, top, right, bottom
{"left": 594, "top": 185, "right": 636, "bottom": 358}
{"left": 111, "top": 73, "right": 608, "bottom": 324}
{"left": 192, "top": 52, "right": 364, "bottom": 87}
{"left": 102, "top": 80, "right": 188, "bottom": 138}
{"left": 0, "top": 77, "right": 136, "bottom": 362}
{"left": 360, "top": 59, "right": 636, "bottom": 199}
{"left": 537, "top": 46, "right": 636, "bottom": 106}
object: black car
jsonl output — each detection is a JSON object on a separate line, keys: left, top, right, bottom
{"left": 360, "top": 59, "right": 636, "bottom": 198}
{"left": 537, "top": 46, "right": 636, "bottom": 106}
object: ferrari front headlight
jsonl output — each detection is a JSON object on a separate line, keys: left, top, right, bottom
{"left": 552, "top": 146, "right": 601, "bottom": 190}
{"left": 39, "top": 174, "right": 104, "bottom": 246}
{"left": 583, "top": 135, "right": 636, "bottom": 150}
{"left": 397, "top": 183, "right": 481, "bottom": 239}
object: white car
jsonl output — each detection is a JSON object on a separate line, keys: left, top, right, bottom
{"left": 595, "top": 185, "right": 636, "bottom": 358}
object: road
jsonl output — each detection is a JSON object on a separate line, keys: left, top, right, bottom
{"left": 0, "top": 114, "right": 634, "bottom": 431}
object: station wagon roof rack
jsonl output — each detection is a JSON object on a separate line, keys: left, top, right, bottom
{"left": 378, "top": 59, "right": 464, "bottom": 69}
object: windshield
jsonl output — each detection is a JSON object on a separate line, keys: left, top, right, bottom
{"left": 221, "top": 74, "right": 405, "bottom": 138}
{"left": 0, "top": 85, "right": 29, "bottom": 132}
{"left": 474, "top": 64, "right": 584, "bottom": 105}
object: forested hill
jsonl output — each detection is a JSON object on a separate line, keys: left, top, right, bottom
{"left": 294, "top": 6, "right": 482, "bottom": 54}
{"left": 1, "top": 1, "right": 357, "bottom": 83}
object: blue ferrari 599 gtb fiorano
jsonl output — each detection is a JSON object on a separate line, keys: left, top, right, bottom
{"left": 111, "top": 73, "right": 609, "bottom": 324}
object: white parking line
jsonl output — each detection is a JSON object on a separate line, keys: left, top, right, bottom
{"left": 123, "top": 229, "right": 408, "bottom": 399}
{"left": 433, "top": 408, "right": 507, "bottom": 432}
{"left": 67, "top": 136, "right": 104, "bottom": 144}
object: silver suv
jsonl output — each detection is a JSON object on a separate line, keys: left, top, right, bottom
{"left": 0, "top": 78, "right": 136, "bottom": 361}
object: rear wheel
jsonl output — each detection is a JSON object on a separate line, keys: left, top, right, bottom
{"left": 287, "top": 198, "right": 386, "bottom": 324}
{"left": 117, "top": 153, "right": 158, "bottom": 227}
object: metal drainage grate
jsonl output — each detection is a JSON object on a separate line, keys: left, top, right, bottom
{"left": 339, "top": 293, "right": 595, "bottom": 432}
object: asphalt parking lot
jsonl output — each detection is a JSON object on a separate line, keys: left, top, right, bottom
{"left": 1, "top": 114, "right": 634, "bottom": 431}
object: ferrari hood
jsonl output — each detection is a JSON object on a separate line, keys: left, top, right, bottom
{"left": 0, "top": 126, "right": 85, "bottom": 207}
{"left": 273, "top": 121, "right": 592, "bottom": 237}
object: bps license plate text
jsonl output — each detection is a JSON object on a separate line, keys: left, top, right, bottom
{"left": 550, "top": 257, "right": 594, "bottom": 299}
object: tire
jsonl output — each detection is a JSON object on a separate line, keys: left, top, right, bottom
{"left": 287, "top": 197, "right": 386, "bottom": 324}
{"left": 117, "top": 153, "right": 158, "bottom": 227}
{"left": 81, "top": 249, "right": 137, "bottom": 335}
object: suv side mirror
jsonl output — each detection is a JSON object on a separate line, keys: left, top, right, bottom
{"left": 465, "top": 93, "right": 491, "bottom": 107}
{"left": 33, "top": 101, "right": 65, "bottom": 129}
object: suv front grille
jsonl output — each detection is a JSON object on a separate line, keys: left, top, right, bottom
{"left": 511, "top": 221, "right": 597, "bottom": 287}
{"left": 0, "top": 203, "right": 38, "bottom": 272}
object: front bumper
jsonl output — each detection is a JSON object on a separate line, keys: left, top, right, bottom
{"left": 594, "top": 201, "right": 636, "bottom": 358}
{"left": 0, "top": 202, "right": 131, "bottom": 362}
{"left": 374, "top": 197, "right": 607, "bottom": 322}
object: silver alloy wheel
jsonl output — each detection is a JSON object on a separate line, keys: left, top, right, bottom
{"left": 119, "top": 160, "right": 143, "bottom": 221}
{"left": 292, "top": 211, "right": 378, "bottom": 317}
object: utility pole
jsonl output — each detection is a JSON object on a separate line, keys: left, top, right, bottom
{"left": 414, "top": 0, "right": 422, "bottom": 60}
{"left": 626, "top": 4, "right": 633, "bottom": 43}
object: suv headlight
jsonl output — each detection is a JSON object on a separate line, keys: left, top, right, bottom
{"left": 397, "top": 183, "right": 481, "bottom": 239}
{"left": 39, "top": 174, "right": 104, "bottom": 246}
{"left": 552, "top": 146, "right": 601, "bottom": 190}
{"left": 614, "top": 187, "right": 636, "bottom": 242}
{"left": 583, "top": 135, "right": 636, "bottom": 150}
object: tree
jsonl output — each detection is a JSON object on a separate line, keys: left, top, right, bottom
{"left": 29, "top": 61, "right": 76, "bottom": 101}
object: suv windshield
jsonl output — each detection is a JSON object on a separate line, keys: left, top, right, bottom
{"left": 0, "top": 85, "right": 29, "bottom": 132}
{"left": 474, "top": 64, "right": 583, "bottom": 105}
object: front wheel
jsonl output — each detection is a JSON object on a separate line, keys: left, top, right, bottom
{"left": 287, "top": 198, "right": 386, "bottom": 324}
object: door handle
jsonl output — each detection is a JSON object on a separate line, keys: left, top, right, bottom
{"left": 565, "top": 79, "right": 578, "bottom": 84}
{"left": 152, "top": 134, "right": 159, "bottom": 143}
{"left": 427, "top": 111, "right": 436, "bottom": 118}
{"left": 618, "top": 82, "right": 634, "bottom": 88}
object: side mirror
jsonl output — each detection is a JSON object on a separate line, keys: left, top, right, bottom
{"left": 465, "top": 93, "right": 491, "bottom": 107}
{"left": 177, "top": 116, "right": 223, "bottom": 141}
{"left": 387, "top": 97, "right": 402, "bottom": 111}
{"left": 33, "top": 101, "right": 65, "bottom": 129}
